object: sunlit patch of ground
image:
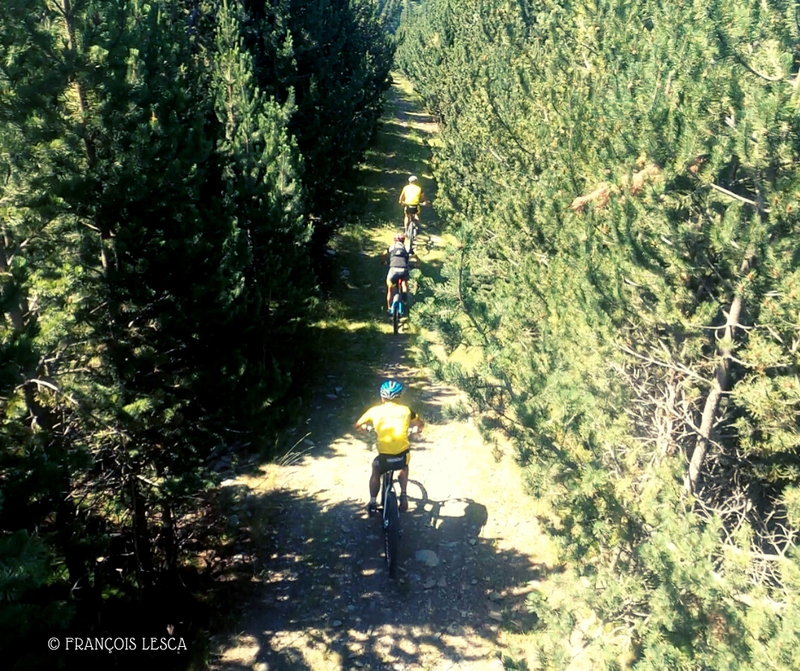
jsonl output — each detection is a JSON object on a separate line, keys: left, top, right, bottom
{"left": 214, "top": 407, "right": 555, "bottom": 670}
{"left": 209, "top": 73, "right": 567, "bottom": 671}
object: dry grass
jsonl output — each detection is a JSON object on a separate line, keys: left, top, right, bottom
{"left": 208, "top": 73, "right": 568, "bottom": 671}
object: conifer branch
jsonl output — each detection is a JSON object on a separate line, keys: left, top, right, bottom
{"left": 485, "top": 91, "right": 537, "bottom": 158}
{"left": 726, "top": 543, "right": 791, "bottom": 564}
{"left": 706, "top": 182, "right": 771, "bottom": 212}
{"left": 136, "top": 474, "right": 163, "bottom": 490}
{"left": 732, "top": 53, "right": 784, "bottom": 82}
{"left": 19, "top": 377, "right": 76, "bottom": 402}
{"left": 488, "top": 146, "right": 506, "bottom": 164}
{"left": 687, "top": 246, "right": 756, "bottom": 494}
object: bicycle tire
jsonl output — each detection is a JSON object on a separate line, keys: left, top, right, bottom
{"left": 405, "top": 218, "right": 417, "bottom": 249}
{"left": 392, "top": 303, "right": 400, "bottom": 334}
{"left": 384, "top": 491, "right": 399, "bottom": 577}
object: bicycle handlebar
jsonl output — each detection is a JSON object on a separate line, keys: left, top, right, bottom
{"left": 360, "top": 423, "right": 421, "bottom": 436}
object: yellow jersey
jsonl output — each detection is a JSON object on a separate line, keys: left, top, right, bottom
{"left": 400, "top": 184, "right": 422, "bottom": 206}
{"left": 356, "top": 402, "right": 418, "bottom": 455}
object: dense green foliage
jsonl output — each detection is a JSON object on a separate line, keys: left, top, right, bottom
{"left": 0, "top": 0, "right": 390, "bottom": 667}
{"left": 237, "top": 0, "right": 394, "bottom": 246}
{"left": 398, "top": 0, "right": 800, "bottom": 667}
{"left": 378, "top": 0, "right": 406, "bottom": 32}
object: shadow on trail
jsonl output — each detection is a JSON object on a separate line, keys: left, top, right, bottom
{"left": 210, "top": 485, "right": 546, "bottom": 670}
{"left": 320, "top": 225, "right": 447, "bottom": 328}
{"left": 357, "top": 81, "right": 440, "bottom": 222}
{"left": 208, "top": 77, "right": 542, "bottom": 670}
{"left": 386, "top": 84, "right": 439, "bottom": 129}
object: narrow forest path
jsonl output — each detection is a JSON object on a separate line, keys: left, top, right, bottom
{"left": 208, "top": 77, "right": 556, "bottom": 671}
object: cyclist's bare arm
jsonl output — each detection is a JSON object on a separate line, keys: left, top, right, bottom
{"left": 410, "top": 416, "right": 424, "bottom": 434}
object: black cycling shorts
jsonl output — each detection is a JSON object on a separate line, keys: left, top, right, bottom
{"left": 373, "top": 450, "right": 410, "bottom": 473}
{"left": 387, "top": 268, "right": 409, "bottom": 286}
{"left": 404, "top": 205, "right": 419, "bottom": 215}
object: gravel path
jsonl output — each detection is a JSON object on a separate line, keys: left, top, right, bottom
{"left": 208, "top": 78, "right": 555, "bottom": 671}
{"left": 209, "top": 340, "right": 553, "bottom": 671}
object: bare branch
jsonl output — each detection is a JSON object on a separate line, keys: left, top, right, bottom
{"left": 616, "top": 342, "right": 711, "bottom": 384}
{"left": 733, "top": 53, "right": 784, "bottom": 82}
{"left": 708, "top": 182, "right": 771, "bottom": 212}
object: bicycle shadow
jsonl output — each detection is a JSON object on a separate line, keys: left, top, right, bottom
{"left": 402, "top": 481, "right": 493, "bottom": 579}
{"left": 209, "top": 482, "right": 548, "bottom": 671}
{"left": 208, "top": 74, "right": 549, "bottom": 670}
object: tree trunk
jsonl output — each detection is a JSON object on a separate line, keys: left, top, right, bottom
{"left": 686, "top": 251, "right": 753, "bottom": 494}
{"left": 0, "top": 233, "right": 55, "bottom": 430}
{"left": 161, "top": 500, "right": 178, "bottom": 574}
{"left": 56, "top": 497, "right": 86, "bottom": 595}
{"left": 131, "top": 478, "right": 154, "bottom": 595}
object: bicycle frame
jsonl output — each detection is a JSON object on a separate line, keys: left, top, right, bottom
{"left": 389, "top": 283, "right": 407, "bottom": 310}
{"left": 403, "top": 201, "right": 424, "bottom": 253}
{"left": 389, "top": 281, "right": 408, "bottom": 334}
{"left": 381, "top": 469, "right": 397, "bottom": 523}
{"left": 380, "top": 466, "right": 401, "bottom": 577}
{"left": 405, "top": 213, "right": 419, "bottom": 252}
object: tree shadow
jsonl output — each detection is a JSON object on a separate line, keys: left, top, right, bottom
{"left": 209, "top": 486, "right": 548, "bottom": 670}
{"left": 356, "top": 80, "right": 440, "bottom": 220}
{"left": 205, "top": 74, "right": 547, "bottom": 670}
{"left": 317, "top": 226, "right": 446, "bottom": 331}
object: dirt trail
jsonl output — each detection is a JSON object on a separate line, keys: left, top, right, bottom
{"left": 209, "top": 79, "right": 554, "bottom": 671}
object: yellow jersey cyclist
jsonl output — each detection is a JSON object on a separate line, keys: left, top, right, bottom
{"left": 355, "top": 380, "right": 424, "bottom": 516}
{"left": 398, "top": 175, "right": 427, "bottom": 231}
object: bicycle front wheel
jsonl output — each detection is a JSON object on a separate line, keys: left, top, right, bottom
{"left": 384, "top": 491, "right": 400, "bottom": 577}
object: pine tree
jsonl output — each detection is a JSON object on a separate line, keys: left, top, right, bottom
{"left": 210, "top": 0, "right": 312, "bottom": 420}
{"left": 174, "top": 0, "right": 395, "bottom": 249}
{"left": 0, "top": 0, "right": 394, "bottom": 664}
{"left": 378, "top": 0, "right": 404, "bottom": 32}
{"left": 278, "top": 0, "right": 394, "bottom": 244}
{"left": 399, "top": 1, "right": 800, "bottom": 667}
{"left": 1, "top": 0, "right": 241, "bottom": 648}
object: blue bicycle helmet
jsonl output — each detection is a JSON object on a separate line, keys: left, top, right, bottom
{"left": 380, "top": 380, "right": 403, "bottom": 400}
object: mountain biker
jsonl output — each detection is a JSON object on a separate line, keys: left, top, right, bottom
{"left": 354, "top": 380, "right": 424, "bottom": 516}
{"left": 398, "top": 175, "right": 426, "bottom": 232}
{"left": 382, "top": 233, "right": 413, "bottom": 313}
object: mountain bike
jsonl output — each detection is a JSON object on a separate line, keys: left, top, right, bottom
{"left": 361, "top": 427, "right": 421, "bottom": 578}
{"left": 404, "top": 201, "right": 429, "bottom": 254}
{"left": 388, "top": 281, "right": 408, "bottom": 335}
{"left": 378, "top": 456, "right": 405, "bottom": 578}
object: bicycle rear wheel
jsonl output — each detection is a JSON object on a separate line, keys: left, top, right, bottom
{"left": 392, "top": 303, "right": 400, "bottom": 334}
{"left": 384, "top": 491, "right": 400, "bottom": 577}
{"left": 407, "top": 220, "right": 418, "bottom": 251}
